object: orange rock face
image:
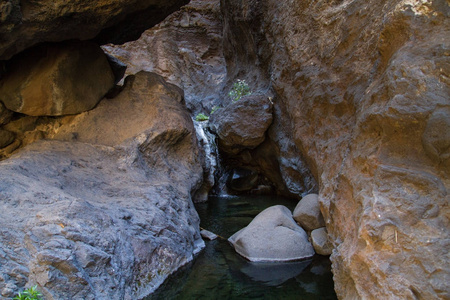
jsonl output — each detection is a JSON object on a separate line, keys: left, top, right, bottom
{"left": 221, "top": 0, "right": 449, "bottom": 298}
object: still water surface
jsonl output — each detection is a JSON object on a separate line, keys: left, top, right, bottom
{"left": 147, "top": 195, "right": 337, "bottom": 300}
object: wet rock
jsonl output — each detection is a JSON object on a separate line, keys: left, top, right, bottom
{"left": 0, "top": 41, "right": 114, "bottom": 116}
{"left": 227, "top": 168, "right": 258, "bottom": 192}
{"left": 200, "top": 229, "right": 218, "bottom": 241}
{"left": 0, "top": 0, "right": 189, "bottom": 60}
{"left": 0, "top": 71, "right": 204, "bottom": 299}
{"left": 293, "top": 194, "right": 325, "bottom": 231}
{"left": 209, "top": 94, "right": 273, "bottom": 155}
{"left": 229, "top": 205, "right": 314, "bottom": 262}
{"left": 311, "top": 228, "right": 333, "bottom": 256}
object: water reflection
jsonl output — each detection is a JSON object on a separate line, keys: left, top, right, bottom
{"left": 146, "top": 195, "right": 337, "bottom": 300}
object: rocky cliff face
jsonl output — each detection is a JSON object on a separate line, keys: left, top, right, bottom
{"left": 0, "top": 0, "right": 189, "bottom": 60}
{"left": 220, "top": 0, "right": 449, "bottom": 299}
{"left": 102, "top": 0, "right": 227, "bottom": 114}
{"left": 0, "top": 72, "right": 204, "bottom": 299}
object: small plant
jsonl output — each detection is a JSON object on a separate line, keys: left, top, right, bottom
{"left": 195, "top": 113, "right": 209, "bottom": 122}
{"left": 13, "top": 285, "right": 43, "bottom": 300}
{"left": 210, "top": 106, "right": 221, "bottom": 115}
{"left": 229, "top": 79, "right": 251, "bottom": 102}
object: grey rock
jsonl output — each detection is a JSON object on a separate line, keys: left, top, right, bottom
{"left": 209, "top": 94, "right": 273, "bottom": 155}
{"left": 311, "top": 227, "right": 333, "bottom": 256}
{"left": 0, "top": 72, "right": 204, "bottom": 299}
{"left": 229, "top": 205, "right": 315, "bottom": 262}
{"left": 293, "top": 194, "right": 325, "bottom": 231}
{"left": 200, "top": 229, "right": 218, "bottom": 241}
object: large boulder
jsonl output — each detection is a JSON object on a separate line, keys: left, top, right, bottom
{"left": 293, "top": 194, "right": 325, "bottom": 231}
{"left": 209, "top": 94, "right": 273, "bottom": 155}
{"left": 0, "top": 71, "right": 204, "bottom": 299}
{"left": 228, "top": 205, "right": 315, "bottom": 262}
{"left": 0, "top": 41, "right": 114, "bottom": 116}
{"left": 227, "top": 168, "right": 258, "bottom": 192}
{"left": 0, "top": 0, "right": 189, "bottom": 60}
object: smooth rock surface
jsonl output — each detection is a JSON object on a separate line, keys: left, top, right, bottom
{"left": 0, "top": 71, "right": 204, "bottom": 299}
{"left": 0, "top": 0, "right": 189, "bottom": 60}
{"left": 293, "top": 194, "right": 325, "bottom": 231}
{"left": 311, "top": 227, "right": 333, "bottom": 256}
{"left": 209, "top": 94, "right": 273, "bottom": 155}
{"left": 228, "top": 205, "right": 315, "bottom": 262}
{"left": 221, "top": 0, "right": 450, "bottom": 298}
{"left": 0, "top": 41, "right": 114, "bottom": 116}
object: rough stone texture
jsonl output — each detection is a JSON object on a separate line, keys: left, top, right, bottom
{"left": 0, "top": 102, "right": 13, "bottom": 125}
{"left": 102, "top": 0, "right": 227, "bottom": 114}
{"left": 0, "top": 128, "right": 14, "bottom": 148}
{"left": 0, "top": 71, "right": 204, "bottom": 299}
{"left": 209, "top": 94, "right": 273, "bottom": 155}
{"left": 228, "top": 205, "right": 315, "bottom": 262}
{"left": 0, "top": 0, "right": 189, "bottom": 60}
{"left": 221, "top": 0, "right": 450, "bottom": 298}
{"left": 293, "top": 194, "right": 326, "bottom": 231}
{"left": 311, "top": 227, "right": 333, "bottom": 256}
{"left": 227, "top": 168, "right": 258, "bottom": 192}
{"left": 0, "top": 40, "right": 114, "bottom": 116}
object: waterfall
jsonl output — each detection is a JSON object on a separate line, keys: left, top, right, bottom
{"left": 192, "top": 120, "right": 218, "bottom": 202}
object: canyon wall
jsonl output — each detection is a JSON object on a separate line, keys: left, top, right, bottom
{"left": 220, "top": 0, "right": 449, "bottom": 298}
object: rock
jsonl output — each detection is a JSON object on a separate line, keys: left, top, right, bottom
{"left": 0, "top": 71, "right": 204, "bottom": 299}
{"left": 200, "top": 229, "right": 218, "bottom": 241}
{"left": 221, "top": 0, "right": 450, "bottom": 298}
{"left": 0, "top": 41, "right": 114, "bottom": 116}
{"left": 227, "top": 168, "right": 258, "bottom": 192}
{"left": 0, "top": 128, "right": 14, "bottom": 149}
{"left": 0, "top": 102, "right": 13, "bottom": 125}
{"left": 209, "top": 94, "right": 273, "bottom": 155}
{"left": 0, "top": 0, "right": 189, "bottom": 60}
{"left": 102, "top": 0, "right": 227, "bottom": 113}
{"left": 422, "top": 106, "right": 450, "bottom": 172}
{"left": 228, "top": 205, "right": 315, "bottom": 262}
{"left": 293, "top": 194, "right": 325, "bottom": 231}
{"left": 311, "top": 228, "right": 333, "bottom": 256}
{"left": 105, "top": 53, "right": 127, "bottom": 85}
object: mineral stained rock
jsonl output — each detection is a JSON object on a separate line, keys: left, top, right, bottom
{"left": 0, "top": 40, "right": 114, "bottom": 116}
{"left": 0, "top": 72, "right": 204, "bottom": 299}
{"left": 0, "top": 0, "right": 189, "bottom": 60}
{"left": 221, "top": 0, "right": 450, "bottom": 299}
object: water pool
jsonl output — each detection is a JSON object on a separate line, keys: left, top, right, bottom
{"left": 146, "top": 195, "right": 337, "bottom": 300}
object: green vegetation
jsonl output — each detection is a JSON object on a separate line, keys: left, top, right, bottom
{"left": 210, "top": 105, "right": 221, "bottom": 115}
{"left": 13, "top": 286, "right": 43, "bottom": 300}
{"left": 195, "top": 113, "right": 209, "bottom": 121}
{"left": 229, "top": 79, "right": 251, "bottom": 102}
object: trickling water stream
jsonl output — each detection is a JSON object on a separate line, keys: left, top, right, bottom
{"left": 146, "top": 195, "right": 337, "bottom": 299}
